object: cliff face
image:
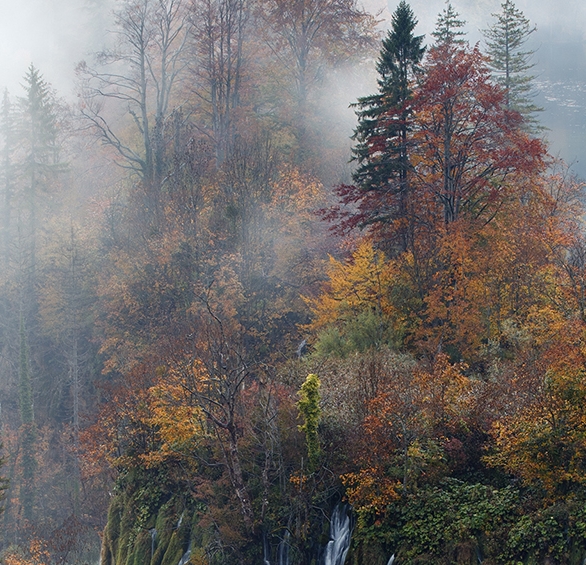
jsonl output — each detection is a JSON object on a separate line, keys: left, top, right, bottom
{"left": 100, "top": 478, "right": 202, "bottom": 565}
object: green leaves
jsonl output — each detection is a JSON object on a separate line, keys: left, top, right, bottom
{"left": 297, "top": 373, "right": 322, "bottom": 472}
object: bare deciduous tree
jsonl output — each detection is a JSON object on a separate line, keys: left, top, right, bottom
{"left": 77, "top": 0, "right": 191, "bottom": 222}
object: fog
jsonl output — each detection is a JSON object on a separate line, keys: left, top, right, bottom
{"left": 401, "top": 0, "right": 586, "bottom": 177}
{"left": 0, "top": 0, "right": 114, "bottom": 95}
{"left": 1, "top": 0, "right": 585, "bottom": 175}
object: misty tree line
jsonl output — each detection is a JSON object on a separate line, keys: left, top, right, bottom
{"left": 0, "top": 0, "right": 547, "bottom": 562}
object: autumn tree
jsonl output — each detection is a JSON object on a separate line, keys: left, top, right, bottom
{"left": 306, "top": 239, "right": 407, "bottom": 356}
{"left": 188, "top": 0, "right": 249, "bottom": 166}
{"left": 259, "top": 0, "right": 375, "bottom": 107}
{"left": 78, "top": 0, "right": 191, "bottom": 227}
{"left": 257, "top": 0, "right": 377, "bottom": 163}
{"left": 412, "top": 43, "right": 545, "bottom": 227}
{"left": 350, "top": 1, "right": 425, "bottom": 252}
{"left": 483, "top": 0, "right": 541, "bottom": 128}
{"left": 485, "top": 335, "right": 586, "bottom": 500}
{"left": 342, "top": 354, "right": 479, "bottom": 516}
{"left": 177, "top": 314, "right": 256, "bottom": 533}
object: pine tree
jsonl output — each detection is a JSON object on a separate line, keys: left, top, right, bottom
{"left": 0, "top": 90, "right": 16, "bottom": 268}
{"left": 432, "top": 1, "right": 466, "bottom": 45}
{"left": 483, "top": 0, "right": 541, "bottom": 129}
{"left": 18, "top": 66, "right": 63, "bottom": 324}
{"left": 350, "top": 1, "right": 425, "bottom": 251}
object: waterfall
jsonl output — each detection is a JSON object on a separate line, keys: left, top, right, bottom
{"left": 263, "top": 529, "right": 272, "bottom": 565}
{"left": 323, "top": 504, "right": 352, "bottom": 565}
{"left": 150, "top": 528, "right": 157, "bottom": 561}
{"left": 277, "top": 530, "right": 290, "bottom": 565}
{"left": 387, "top": 554, "right": 395, "bottom": 565}
{"left": 177, "top": 541, "right": 192, "bottom": 565}
{"left": 263, "top": 529, "right": 290, "bottom": 565}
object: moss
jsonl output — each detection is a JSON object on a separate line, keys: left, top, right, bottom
{"left": 102, "top": 479, "right": 203, "bottom": 565}
{"left": 161, "top": 531, "right": 186, "bottom": 565}
{"left": 127, "top": 529, "right": 152, "bottom": 565}
{"left": 102, "top": 496, "right": 123, "bottom": 565}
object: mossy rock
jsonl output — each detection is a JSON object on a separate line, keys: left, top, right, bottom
{"left": 348, "top": 542, "right": 392, "bottom": 565}
{"left": 102, "top": 483, "right": 201, "bottom": 565}
{"left": 161, "top": 531, "right": 187, "bottom": 565}
{"left": 127, "top": 529, "right": 153, "bottom": 565}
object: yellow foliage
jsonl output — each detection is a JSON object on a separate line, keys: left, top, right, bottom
{"left": 306, "top": 238, "right": 400, "bottom": 331}
{"left": 143, "top": 380, "right": 207, "bottom": 466}
{"left": 485, "top": 364, "right": 586, "bottom": 499}
{"left": 2, "top": 540, "right": 50, "bottom": 565}
{"left": 341, "top": 468, "right": 400, "bottom": 515}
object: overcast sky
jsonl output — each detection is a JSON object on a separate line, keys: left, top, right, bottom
{"left": 0, "top": 0, "right": 114, "bottom": 96}
{"left": 0, "top": 0, "right": 585, "bottom": 174}
{"left": 0, "top": 0, "right": 582, "bottom": 94}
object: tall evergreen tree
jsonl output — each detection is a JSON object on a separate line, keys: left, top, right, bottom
{"left": 1, "top": 90, "right": 16, "bottom": 268}
{"left": 0, "top": 447, "right": 7, "bottom": 517}
{"left": 432, "top": 1, "right": 466, "bottom": 45}
{"left": 350, "top": 1, "right": 425, "bottom": 251}
{"left": 483, "top": 0, "right": 541, "bottom": 129}
{"left": 18, "top": 65, "right": 61, "bottom": 297}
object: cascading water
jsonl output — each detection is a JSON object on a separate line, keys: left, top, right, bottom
{"left": 263, "top": 529, "right": 290, "bottom": 565}
{"left": 265, "top": 505, "right": 351, "bottom": 565}
{"left": 263, "top": 530, "right": 272, "bottom": 565}
{"left": 176, "top": 541, "right": 192, "bottom": 565}
{"left": 387, "top": 554, "right": 395, "bottom": 565}
{"left": 150, "top": 528, "right": 157, "bottom": 561}
{"left": 322, "top": 504, "right": 352, "bottom": 565}
{"left": 277, "top": 530, "right": 290, "bottom": 565}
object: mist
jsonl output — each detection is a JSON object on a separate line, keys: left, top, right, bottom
{"left": 0, "top": 0, "right": 114, "bottom": 95}
{"left": 1, "top": 0, "right": 586, "bottom": 562}
{"left": 392, "top": 0, "right": 586, "bottom": 176}
{"left": 2, "top": 0, "right": 585, "bottom": 175}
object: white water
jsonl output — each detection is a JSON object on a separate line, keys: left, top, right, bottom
{"left": 323, "top": 504, "right": 352, "bottom": 565}
{"left": 277, "top": 530, "right": 290, "bottom": 565}
{"left": 387, "top": 554, "right": 395, "bottom": 565}
{"left": 177, "top": 541, "right": 192, "bottom": 565}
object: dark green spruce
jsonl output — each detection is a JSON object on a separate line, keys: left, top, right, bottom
{"left": 351, "top": 0, "right": 425, "bottom": 251}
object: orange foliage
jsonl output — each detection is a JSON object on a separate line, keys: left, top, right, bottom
{"left": 486, "top": 360, "right": 586, "bottom": 498}
{"left": 342, "top": 355, "right": 478, "bottom": 512}
{"left": 3, "top": 539, "right": 51, "bottom": 565}
{"left": 80, "top": 360, "right": 207, "bottom": 476}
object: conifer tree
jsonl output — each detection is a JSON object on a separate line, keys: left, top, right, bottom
{"left": 483, "top": 0, "right": 541, "bottom": 128}
{"left": 432, "top": 1, "right": 466, "bottom": 45}
{"left": 350, "top": 1, "right": 425, "bottom": 251}
{"left": 0, "top": 447, "right": 7, "bottom": 517}
{"left": 1, "top": 90, "right": 16, "bottom": 268}
{"left": 18, "top": 65, "right": 62, "bottom": 295}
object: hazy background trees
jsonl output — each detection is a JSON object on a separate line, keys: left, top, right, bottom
{"left": 1, "top": 0, "right": 586, "bottom": 564}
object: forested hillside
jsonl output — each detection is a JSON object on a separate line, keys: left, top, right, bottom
{"left": 0, "top": 1, "right": 585, "bottom": 564}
